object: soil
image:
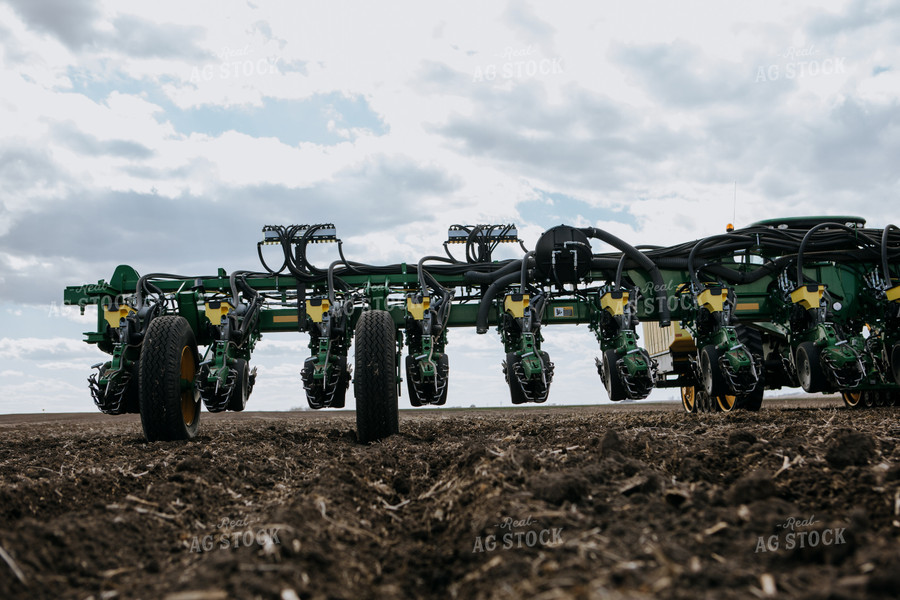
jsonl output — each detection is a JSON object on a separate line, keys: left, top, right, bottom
{"left": 2, "top": 399, "right": 900, "bottom": 600}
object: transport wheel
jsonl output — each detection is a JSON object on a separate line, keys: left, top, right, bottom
{"left": 602, "top": 349, "right": 627, "bottom": 402}
{"left": 226, "top": 359, "right": 250, "bottom": 412}
{"left": 681, "top": 386, "right": 698, "bottom": 413}
{"left": 841, "top": 391, "right": 863, "bottom": 409}
{"left": 138, "top": 316, "right": 201, "bottom": 442}
{"left": 795, "top": 342, "right": 826, "bottom": 393}
{"left": 354, "top": 310, "right": 399, "bottom": 443}
{"left": 700, "top": 345, "right": 727, "bottom": 398}
{"left": 892, "top": 344, "right": 900, "bottom": 387}
{"left": 504, "top": 353, "right": 527, "bottom": 405}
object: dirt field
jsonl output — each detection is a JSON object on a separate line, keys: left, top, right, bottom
{"left": 2, "top": 399, "right": 899, "bottom": 599}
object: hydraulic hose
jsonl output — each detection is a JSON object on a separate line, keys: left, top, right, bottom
{"left": 797, "top": 223, "right": 872, "bottom": 285}
{"left": 580, "top": 228, "right": 671, "bottom": 326}
{"left": 882, "top": 224, "right": 899, "bottom": 283}
{"left": 475, "top": 272, "right": 522, "bottom": 334}
{"left": 686, "top": 234, "right": 754, "bottom": 290}
{"left": 464, "top": 259, "right": 524, "bottom": 285}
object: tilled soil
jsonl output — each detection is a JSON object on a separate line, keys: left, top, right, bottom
{"left": 1, "top": 401, "right": 899, "bottom": 600}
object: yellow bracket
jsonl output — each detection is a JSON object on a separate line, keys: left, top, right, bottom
{"left": 790, "top": 285, "right": 825, "bottom": 310}
{"left": 103, "top": 304, "right": 135, "bottom": 328}
{"left": 504, "top": 294, "right": 530, "bottom": 318}
{"left": 406, "top": 296, "right": 430, "bottom": 320}
{"left": 600, "top": 291, "right": 629, "bottom": 316}
{"left": 698, "top": 287, "right": 728, "bottom": 313}
{"left": 305, "top": 299, "right": 330, "bottom": 323}
{"left": 887, "top": 285, "right": 900, "bottom": 303}
{"left": 204, "top": 301, "right": 234, "bottom": 326}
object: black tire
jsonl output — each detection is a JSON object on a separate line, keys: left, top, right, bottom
{"left": 97, "top": 361, "right": 140, "bottom": 414}
{"left": 681, "top": 386, "right": 698, "bottom": 413}
{"left": 227, "top": 359, "right": 250, "bottom": 412}
{"left": 354, "top": 310, "right": 399, "bottom": 443}
{"left": 505, "top": 352, "right": 527, "bottom": 405}
{"left": 700, "top": 345, "right": 727, "bottom": 398}
{"left": 138, "top": 316, "right": 201, "bottom": 442}
{"left": 435, "top": 353, "right": 449, "bottom": 406}
{"left": 862, "top": 390, "right": 876, "bottom": 408}
{"left": 602, "top": 349, "right": 627, "bottom": 402}
{"left": 739, "top": 387, "right": 764, "bottom": 411}
{"left": 795, "top": 342, "right": 826, "bottom": 393}
{"left": 892, "top": 344, "right": 900, "bottom": 387}
{"left": 405, "top": 355, "right": 423, "bottom": 408}
{"left": 405, "top": 354, "right": 449, "bottom": 406}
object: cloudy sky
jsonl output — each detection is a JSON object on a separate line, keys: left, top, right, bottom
{"left": 1, "top": 0, "right": 898, "bottom": 414}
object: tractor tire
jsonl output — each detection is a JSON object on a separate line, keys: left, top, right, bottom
{"left": 681, "top": 386, "right": 698, "bottom": 413}
{"left": 505, "top": 352, "right": 527, "bottom": 405}
{"left": 138, "top": 316, "right": 201, "bottom": 442}
{"left": 700, "top": 345, "right": 727, "bottom": 398}
{"left": 354, "top": 310, "right": 399, "bottom": 443}
{"left": 227, "top": 359, "right": 250, "bottom": 412}
{"left": 795, "top": 342, "right": 826, "bottom": 393}
{"left": 602, "top": 349, "right": 627, "bottom": 402}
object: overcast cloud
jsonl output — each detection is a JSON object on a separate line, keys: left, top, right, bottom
{"left": 1, "top": 0, "right": 898, "bottom": 413}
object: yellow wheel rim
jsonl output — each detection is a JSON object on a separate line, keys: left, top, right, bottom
{"left": 180, "top": 346, "right": 197, "bottom": 426}
{"left": 716, "top": 395, "right": 737, "bottom": 412}
{"left": 681, "top": 386, "right": 696, "bottom": 412}
{"left": 842, "top": 391, "right": 862, "bottom": 408}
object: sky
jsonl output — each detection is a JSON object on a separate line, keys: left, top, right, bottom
{"left": 1, "top": 0, "right": 898, "bottom": 414}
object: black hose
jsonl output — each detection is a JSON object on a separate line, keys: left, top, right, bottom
{"left": 580, "top": 227, "right": 671, "bottom": 326}
{"left": 464, "top": 259, "right": 523, "bottom": 285}
{"left": 797, "top": 223, "right": 872, "bottom": 285}
{"left": 686, "top": 234, "right": 754, "bottom": 290}
{"left": 882, "top": 224, "right": 899, "bottom": 283}
{"left": 475, "top": 272, "right": 521, "bottom": 334}
{"left": 520, "top": 252, "right": 534, "bottom": 290}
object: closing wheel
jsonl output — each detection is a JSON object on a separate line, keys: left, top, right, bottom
{"left": 700, "top": 345, "right": 727, "bottom": 398}
{"left": 602, "top": 349, "right": 627, "bottom": 402}
{"left": 681, "top": 386, "right": 698, "bottom": 413}
{"left": 795, "top": 342, "right": 826, "bottom": 393}
{"left": 227, "top": 359, "right": 250, "bottom": 412}
{"left": 842, "top": 391, "right": 863, "bottom": 408}
{"left": 435, "top": 354, "right": 449, "bottom": 406}
{"left": 354, "top": 310, "right": 399, "bottom": 443}
{"left": 138, "top": 316, "right": 201, "bottom": 442}
{"left": 504, "top": 352, "right": 527, "bottom": 405}
{"left": 405, "top": 355, "right": 423, "bottom": 408}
